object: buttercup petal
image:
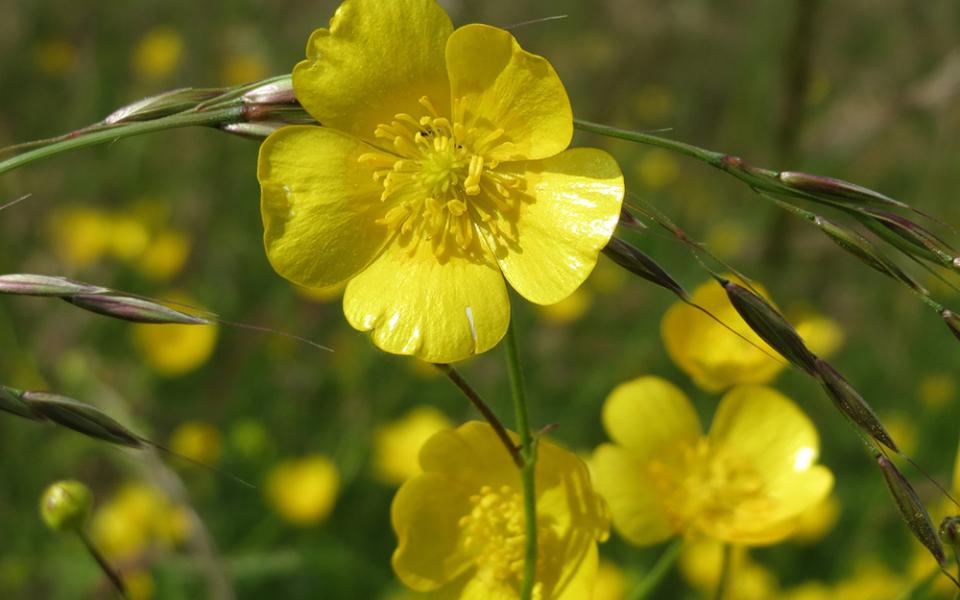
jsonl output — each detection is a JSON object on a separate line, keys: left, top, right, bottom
{"left": 293, "top": 0, "right": 453, "bottom": 149}
{"left": 446, "top": 24, "right": 573, "bottom": 162}
{"left": 259, "top": 126, "right": 392, "bottom": 288}
{"left": 486, "top": 148, "right": 624, "bottom": 305}
{"left": 418, "top": 422, "right": 518, "bottom": 488}
{"left": 343, "top": 240, "right": 510, "bottom": 363}
{"left": 706, "top": 385, "right": 834, "bottom": 543}
{"left": 601, "top": 376, "right": 702, "bottom": 459}
{"left": 391, "top": 472, "right": 475, "bottom": 591}
{"left": 536, "top": 439, "right": 610, "bottom": 598}
{"left": 591, "top": 444, "right": 676, "bottom": 546}
{"left": 660, "top": 279, "right": 784, "bottom": 391}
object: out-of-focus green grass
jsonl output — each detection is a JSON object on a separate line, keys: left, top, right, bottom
{"left": 2, "top": 1, "right": 960, "bottom": 598}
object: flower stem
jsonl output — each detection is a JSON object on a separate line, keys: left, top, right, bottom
{"left": 0, "top": 106, "right": 244, "bottom": 176}
{"left": 627, "top": 538, "right": 684, "bottom": 600}
{"left": 433, "top": 363, "right": 521, "bottom": 467}
{"left": 78, "top": 530, "right": 129, "bottom": 599}
{"left": 712, "top": 543, "right": 733, "bottom": 600}
{"left": 504, "top": 318, "right": 537, "bottom": 600}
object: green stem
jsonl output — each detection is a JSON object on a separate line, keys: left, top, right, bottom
{"left": 78, "top": 530, "right": 129, "bottom": 599}
{"left": 433, "top": 363, "right": 521, "bottom": 467}
{"left": 0, "top": 107, "right": 244, "bottom": 176}
{"left": 504, "top": 318, "right": 537, "bottom": 600}
{"left": 573, "top": 119, "right": 726, "bottom": 167}
{"left": 712, "top": 544, "right": 733, "bottom": 600}
{"left": 627, "top": 538, "right": 683, "bottom": 600}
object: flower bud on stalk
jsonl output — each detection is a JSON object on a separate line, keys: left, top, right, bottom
{"left": 877, "top": 456, "right": 950, "bottom": 572}
{"left": 104, "top": 87, "right": 225, "bottom": 124}
{"left": 40, "top": 480, "right": 93, "bottom": 533}
{"left": 0, "top": 274, "right": 107, "bottom": 296}
{"left": 63, "top": 294, "right": 210, "bottom": 325}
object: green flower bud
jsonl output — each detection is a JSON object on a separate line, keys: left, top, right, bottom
{"left": 40, "top": 480, "right": 93, "bottom": 532}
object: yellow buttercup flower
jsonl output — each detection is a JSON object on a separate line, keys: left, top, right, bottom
{"left": 592, "top": 377, "right": 833, "bottom": 545}
{"left": 48, "top": 206, "right": 113, "bottom": 268}
{"left": 131, "top": 293, "right": 218, "bottom": 377}
{"left": 90, "top": 483, "right": 192, "bottom": 560}
{"left": 259, "top": 0, "right": 625, "bottom": 363}
{"left": 132, "top": 27, "right": 184, "bottom": 81}
{"left": 391, "top": 421, "right": 610, "bottom": 598}
{"left": 661, "top": 278, "right": 844, "bottom": 391}
{"left": 265, "top": 454, "right": 340, "bottom": 526}
{"left": 372, "top": 406, "right": 453, "bottom": 485}
{"left": 169, "top": 421, "right": 222, "bottom": 465}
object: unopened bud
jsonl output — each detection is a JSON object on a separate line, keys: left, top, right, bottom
{"left": 0, "top": 274, "right": 107, "bottom": 297}
{"left": 63, "top": 294, "right": 210, "bottom": 325}
{"left": 940, "top": 516, "right": 960, "bottom": 550}
{"left": 40, "top": 480, "right": 93, "bottom": 533}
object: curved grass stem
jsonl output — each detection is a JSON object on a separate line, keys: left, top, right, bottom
{"left": 504, "top": 318, "right": 538, "bottom": 600}
{"left": 0, "top": 106, "right": 244, "bottom": 176}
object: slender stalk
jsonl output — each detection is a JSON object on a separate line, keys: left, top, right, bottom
{"left": 627, "top": 538, "right": 684, "bottom": 600}
{"left": 712, "top": 544, "right": 733, "bottom": 600}
{"left": 433, "top": 363, "right": 521, "bottom": 467}
{"left": 78, "top": 530, "right": 129, "bottom": 599}
{"left": 0, "top": 107, "right": 244, "bottom": 176}
{"left": 504, "top": 319, "right": 537, "bottom": 600}
{"left": 573, "top": 119, "right": 726, "bottom": 167}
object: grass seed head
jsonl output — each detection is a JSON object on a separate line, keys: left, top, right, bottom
{"left": 877, "top": 456, "right": 946, "bottom": 568}
{"left": 63, "top": 294, "right": 210, "bottom": 325}
{"left": 814, "top": 359, "right": 898, "bottom": 452}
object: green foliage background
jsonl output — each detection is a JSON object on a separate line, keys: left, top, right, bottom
{"left": 1, "top": 0, "right": 960, "bottom": 598}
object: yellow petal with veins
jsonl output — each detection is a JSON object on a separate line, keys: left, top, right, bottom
{"left": 488, "top": 148, "right": 624, "bottom": 305}
{"left": 343, "top": 239, "right": 509, "bottom": 363}
{"left": 293, "top": 0, "right": 453, "bottom": 151}
{"left": 446, "top": 24, "right": 573, "bottom": 163}
{"left": 258, "top": 126, "right": 392, "bottom": 288}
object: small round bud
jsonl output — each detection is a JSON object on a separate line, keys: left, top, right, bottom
{"left": 940, "top": 516, "right": 960, "bottom": 549}
{"left": 40, "top": 480, "right": 93, "bottom": 532}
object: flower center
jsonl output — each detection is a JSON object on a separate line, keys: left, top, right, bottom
{"left": 358, "top": 96, "right": 524, "bottom": 258}
{"left": 458, "top": 484, "right": 542, "bottom": 597}
{"left": 648, "top": 439, "right": 773, "bottom": 535}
